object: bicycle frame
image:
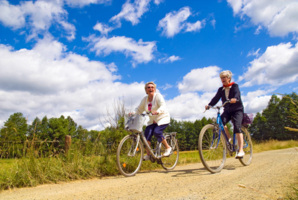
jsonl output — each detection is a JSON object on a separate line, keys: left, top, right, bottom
{"left": 215, "top": 111, "right": 236, "bottom": 153}
{"left": 129, "top": 131, "right": 163, "bottom": 160}
{"left": 210, "top": 101, "right": 250, "bottom": 154}
{"left": 208, "top": 100, "right": 239, "bottom": 154}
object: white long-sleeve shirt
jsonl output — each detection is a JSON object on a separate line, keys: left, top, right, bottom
{"left": 135, "top": 93, "right": 170, "bottom": 126}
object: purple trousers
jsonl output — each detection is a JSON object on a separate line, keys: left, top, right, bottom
{"left": 144, "top": 123, "right": 169, "bottom": 143}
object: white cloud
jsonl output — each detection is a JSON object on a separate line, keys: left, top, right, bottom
{"left": 158, "top": 7, "right": 190, "bottom": 37}
{"left": 64, "top": 0, "right": 111, "bottom": 8}
{"left": 93, "top": 22, "right": 114, "bottom": 35}
{"left": 185, "top": 20, "right": 206, "bottom": 32}
{"left": 0, "top": 0, "right": 75, "bottom": 40}
{"left": 158, "top": 6, "right": 205, "bottom": 37}
{"left": 86, "top": 35, "right": 156, "bottom": 66}
{"left": 240, "top": 42, "right": 298, "bottom": 87}
{"left": 0, "top": 0, "right": 25, "bottom": 29}
{"left": 154, "top": 0, "right": 163, "bottom": 5}
{"left": 242, "top": 89, "right": 273, "bottom": 114}
{"left": 227, "top": 0, "right": 298, "bottom": 37}
{"left": 0, "top": 38, "right": 147, "bottom": 130}
{"left": 110, "top": 0, "right": 151, "bottom": 26}
{"left": 226, "top": 0, "right": 243, "bottom": 15}
{"left": 0, "top": 37, "right": 118, "bottom": 94}
{"left": 159, "top": 55, "right": 181, "bottom": 63}
{"left": 160, "top": 83, "right": 172, "bottom": 90}
{"left": 178, "top": 66, "right": 222, "bottom": 93}
{"left": 247, "top": 48, "right": 260, "bottom": 57}
{"left": 166, "top": 92, "right": 216, "bottom": 122}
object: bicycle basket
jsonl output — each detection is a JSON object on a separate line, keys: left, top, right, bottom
{"left": 242, "top": 113, "right": 254, "bottom": 125}
{"left": 125, "top": 114, "right": 146, "bottom": 133}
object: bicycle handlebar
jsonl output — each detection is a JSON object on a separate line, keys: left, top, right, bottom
{"left": 204, "top": 100, "right": 231, "bottom": 113}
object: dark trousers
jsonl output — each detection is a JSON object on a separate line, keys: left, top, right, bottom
{"left": 221, "top": 109, "right": 243, "bottom": 134}
{"left": 144, "top": 123, "right": 169, "bottom": 143}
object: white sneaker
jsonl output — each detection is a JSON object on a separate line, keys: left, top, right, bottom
{"left": 235, "top": 151, "right": 245, "bottom": 158}
{"left": 163, "top": 147, "right": 172, "bottom": 157}
{"left": 143, "top": 155, "right": 150, "bottom": 161}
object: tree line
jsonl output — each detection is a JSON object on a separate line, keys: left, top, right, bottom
{"left": 249, "top": 92, "right": 297, "bottom": 140}
{"left": 0, "top": 92, "right": 296, "bottom": 158}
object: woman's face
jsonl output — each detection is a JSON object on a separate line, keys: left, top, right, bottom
{"left": 220, "top": 75, "right": 231, "bottom": 85}
{"left": 146, "top": 84, "right": 155, "bottom": 95}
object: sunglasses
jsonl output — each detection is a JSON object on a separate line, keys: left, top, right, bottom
{"left": 147, "top": 86, "right": 155, "bottom": 89}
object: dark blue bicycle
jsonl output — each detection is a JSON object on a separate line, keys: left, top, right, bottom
{"left": 198, "top": 100, "right": 253, "bottom": 173}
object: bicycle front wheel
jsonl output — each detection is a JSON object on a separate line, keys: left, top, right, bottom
{"left": 161, "top": 135, "right": 179, "bottom": 170}
{"left": 239, "top": 127, "right": 253, "bottom": 166}
{"left": 116, "top": 135, "right": 143, "bottom": 177}
{"left": 198, "top": 124, "right": 226, "bottom": 173}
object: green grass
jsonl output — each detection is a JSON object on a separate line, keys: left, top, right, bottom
{"left": 253, "top": 139, "right": 298, "bottom": 153}
{"left": 0, "top": 140, "right": 297, "bottom": 191}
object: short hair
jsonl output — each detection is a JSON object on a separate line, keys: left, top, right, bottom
{"left": 220, "top": 70, "right": 232, "bottom": 79}
{"left": 144, "top": 81, "right": 156, "bottom": 93}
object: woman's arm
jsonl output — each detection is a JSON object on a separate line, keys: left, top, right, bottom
{"left": 208, "top": 87, "right": 222, "bottom": 106}
{"left": 135, "top": 97, "right": 146, "bottom": 114}
{"left": 155, "top": 93, "right": 167, "bottom": 114}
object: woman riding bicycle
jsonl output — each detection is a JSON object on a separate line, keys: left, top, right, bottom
{"left": 135, "top": 81, "right": 172, "bottom": 160}
{"left": 205, "top": 70, "right": 245, "bottom": 158}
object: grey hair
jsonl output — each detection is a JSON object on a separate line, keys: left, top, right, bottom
{"left": 144, "top": 81, "right": 156, "bottom": 94}
{"left": 220, "top": 70, "right": 232, "bottom": 79}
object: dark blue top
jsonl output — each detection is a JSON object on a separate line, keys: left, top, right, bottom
{"left": 208, "top": 83, "right": 244, "bottom": 112}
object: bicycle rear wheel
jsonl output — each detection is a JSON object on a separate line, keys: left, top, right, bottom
{"left": 239, "top": 127, "right": 253, "bottom": 166}
{"left": 160, "top": 135, "right": 179, "bottom": 170}
{"left": 198, "top": 124, "right": 226, "bottom": 173}
{"left": 116, "top": 135, "right": 143, "bottom": 177}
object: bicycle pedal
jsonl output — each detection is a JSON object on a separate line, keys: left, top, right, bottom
{"left": 150, "top": 157, "right": 156, "bottom": 163}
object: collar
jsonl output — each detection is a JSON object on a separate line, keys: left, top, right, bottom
{"left": 223, "top": 82, "right": 234, "bottom": 88}
{"left": 222, "top": 82, "right": 235, "bottom": 90}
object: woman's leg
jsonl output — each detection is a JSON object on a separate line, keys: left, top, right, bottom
{"left": 221, "top": 111, "right": 232, "bottom": 141}
{"left": 153, "top": 124, "right": 172, "bottom": 156}
{"left": 161, "top": 138, "right": 170, "bottom": 149}
{"left": 232, "top": 110, "right": 244, "bottom": 156}
{"left": 236, "top": 133, "right": 244, "bottom": 154}
{"left": 224, "top": 126, "right": 232, "bottom": 141}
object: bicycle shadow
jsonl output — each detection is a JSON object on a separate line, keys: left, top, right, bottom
{"left": 150, "top": 167, "right": 209, "bottom": 178}
{"left": 157, "top": 164, "right": 236, "bottom": 177}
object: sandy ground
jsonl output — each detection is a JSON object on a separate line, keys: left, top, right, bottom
{"left": 0, "top": 148, "right": 297, "bottom": 200}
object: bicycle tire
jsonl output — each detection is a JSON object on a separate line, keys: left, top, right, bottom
{"left": 198, "top": 124, "right": 226, "bottom": 173}
{"left": 116, "top": 135, "right": 143, "bottom": 177}
{"left": 239, "top": 126, "right": 253, "bottom": 166}
{"left": 160, "top": 135, "right": 179, "bottom": 170}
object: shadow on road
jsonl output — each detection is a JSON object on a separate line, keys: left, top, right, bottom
{"left": 154, "top": 167, "right": 209, "bottom": 177}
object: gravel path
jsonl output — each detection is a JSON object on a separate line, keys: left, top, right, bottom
{"left": 0, "top": 148, "right": 297, "bottom": 200}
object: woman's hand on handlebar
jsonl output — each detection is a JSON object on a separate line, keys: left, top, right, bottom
{"left": 230, "top": 98, "right": 237, "bottom": 103}
{"left": 151, "top": 111, "right": 159, "bottom": 115}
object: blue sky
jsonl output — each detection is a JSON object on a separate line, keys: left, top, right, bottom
{"left": 0, "top": 0, "right": 297, "bottom": 130}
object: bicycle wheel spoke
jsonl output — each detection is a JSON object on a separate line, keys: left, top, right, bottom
{"left": 161, "top": 136, "right": 179, "bottom": 170}
{"left": 199, "top": 124, "right": 226, "bottom": 173}
{"left": 239, "top": 127, "right": 253, "bottom": 166}
{"left": 117, "top": 135, "right": 143, "bottom": 177}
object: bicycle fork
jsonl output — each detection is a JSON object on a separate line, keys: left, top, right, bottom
{"left": 128, "top": 134, "right": 141, "bottom": 156}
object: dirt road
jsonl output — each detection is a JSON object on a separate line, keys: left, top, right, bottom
{"left": 0, "top": 148, "right": 297, "bottom": 200}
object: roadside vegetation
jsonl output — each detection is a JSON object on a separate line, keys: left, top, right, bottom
{"left": 0, "top": 93, "right": 297, "bottom": 192}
